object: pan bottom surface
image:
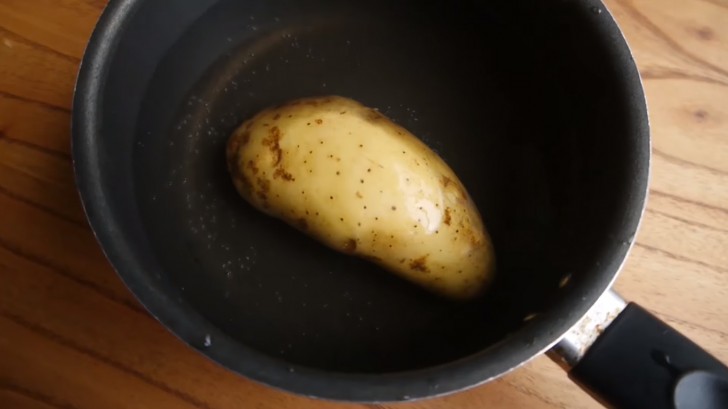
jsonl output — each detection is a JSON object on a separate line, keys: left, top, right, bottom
{"left": 128, "top": 0, "right": 642, "bottom": 374}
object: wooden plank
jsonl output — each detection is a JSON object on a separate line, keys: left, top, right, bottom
{"left": 0, "top": 139, "right": 85, "bottom": 225}
{"left": 0, "top": 191, "right": 141, "bottom": 312}
{"left": 0, "top": 27, "right": 78, "bottom": 110}
{"left": 606, "top": 0, "right": 728, "bottom": 85}
{"left": 0, "top": 0, "right": 105, "bottom": 60}
{"left": 631, "top": 0, "right": 728, "bottom": 73}
{"left": 0, "top": 93, "right": 72, "bottom": 156}
{"left": 644, "top": 78, "right": 728, "bottom": 174}
{"left": 0, "top": 387, "right": 67, "bottom": 409}
{"left": 650, "top": 150, "right": 728, "bottom": 216}
{"left": 0, "top": 315, "right": 204, "bottom": 409}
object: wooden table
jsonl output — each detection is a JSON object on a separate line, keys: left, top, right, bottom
{"left": 1, "top": 0, "right": 727, "bottom": 408}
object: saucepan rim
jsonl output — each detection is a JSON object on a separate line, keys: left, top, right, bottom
{"left": 71, "top": 0, "right": 650, "bottom": 402}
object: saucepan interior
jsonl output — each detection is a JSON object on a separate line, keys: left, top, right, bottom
{"left": 74, "top": 0, "right": 648, "bottom": 400}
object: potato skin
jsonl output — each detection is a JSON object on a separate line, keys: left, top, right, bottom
{"left": 226, "top": 96, "right": 494, "bottom": 300}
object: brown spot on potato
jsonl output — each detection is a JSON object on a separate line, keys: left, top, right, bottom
{"left": 356, "top": 191, "right": 363, "bottom": 198}
{"left": 236, "top": 131, "right": 251, "bottom": 149}
{"left": 315, "top": 119, "right": 323, "bottom": 125}
{"left": 247, "top": 160, "right": 259, "bottom": 175}
{"left": 340, "top": 111, "right": 347, "bottom": 115}
{"left": 256, "top": 177, "right": 270, "bottom": 193}
{"left": 262, "top": 126, "right": 283, "bottom": 165}
{"left": 273, "top": 113, "right": 281, "bottom": 120}
{"left": 442, "top": 175, "right": 453, "bottom": 188}
{"left": 364, "top": 109, "right": 384, "bottom": 122}
{"left": 344, "top": 238, "right": 357, "bottom": 253}
{"left": 443, "top": 208, "right": 452, "bottom": 226}
{"left": 273, "top": 167, "right": 294, "bottom": 181}
{"left": 227, "top": 139, "right": 240, "bottom": 156}
{"left": 467, "top": 230, "right": 481, "bottom": 246}
{"left": 409, "top": 256, "right": 429, "bottom": 273}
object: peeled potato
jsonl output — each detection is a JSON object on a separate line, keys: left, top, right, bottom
{"left": 226, "top": 96, "right": 494, "bottom": 299}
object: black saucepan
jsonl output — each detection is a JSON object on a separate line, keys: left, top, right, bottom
{"left": 72, "top": 0, "right": 728, "bottom": 407}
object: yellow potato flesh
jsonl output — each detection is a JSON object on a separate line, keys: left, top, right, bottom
{"left": 226, "top": 96, "right": 495, "bottom": 300}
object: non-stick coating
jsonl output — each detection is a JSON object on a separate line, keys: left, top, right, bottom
{"left": 73, "top": 0, "right": 649, "bottom": 401}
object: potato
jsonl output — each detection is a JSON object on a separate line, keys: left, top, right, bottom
{"left": 226, "top": 96, "right": 494, "bottom": 300}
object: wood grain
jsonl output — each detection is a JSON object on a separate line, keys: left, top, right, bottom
{"left": 1, "top": 0, "right": 727, "bottom": 408}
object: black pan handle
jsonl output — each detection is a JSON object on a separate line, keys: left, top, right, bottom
{"left": 549, "top": 291, "right": 728, "bottom": 409}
